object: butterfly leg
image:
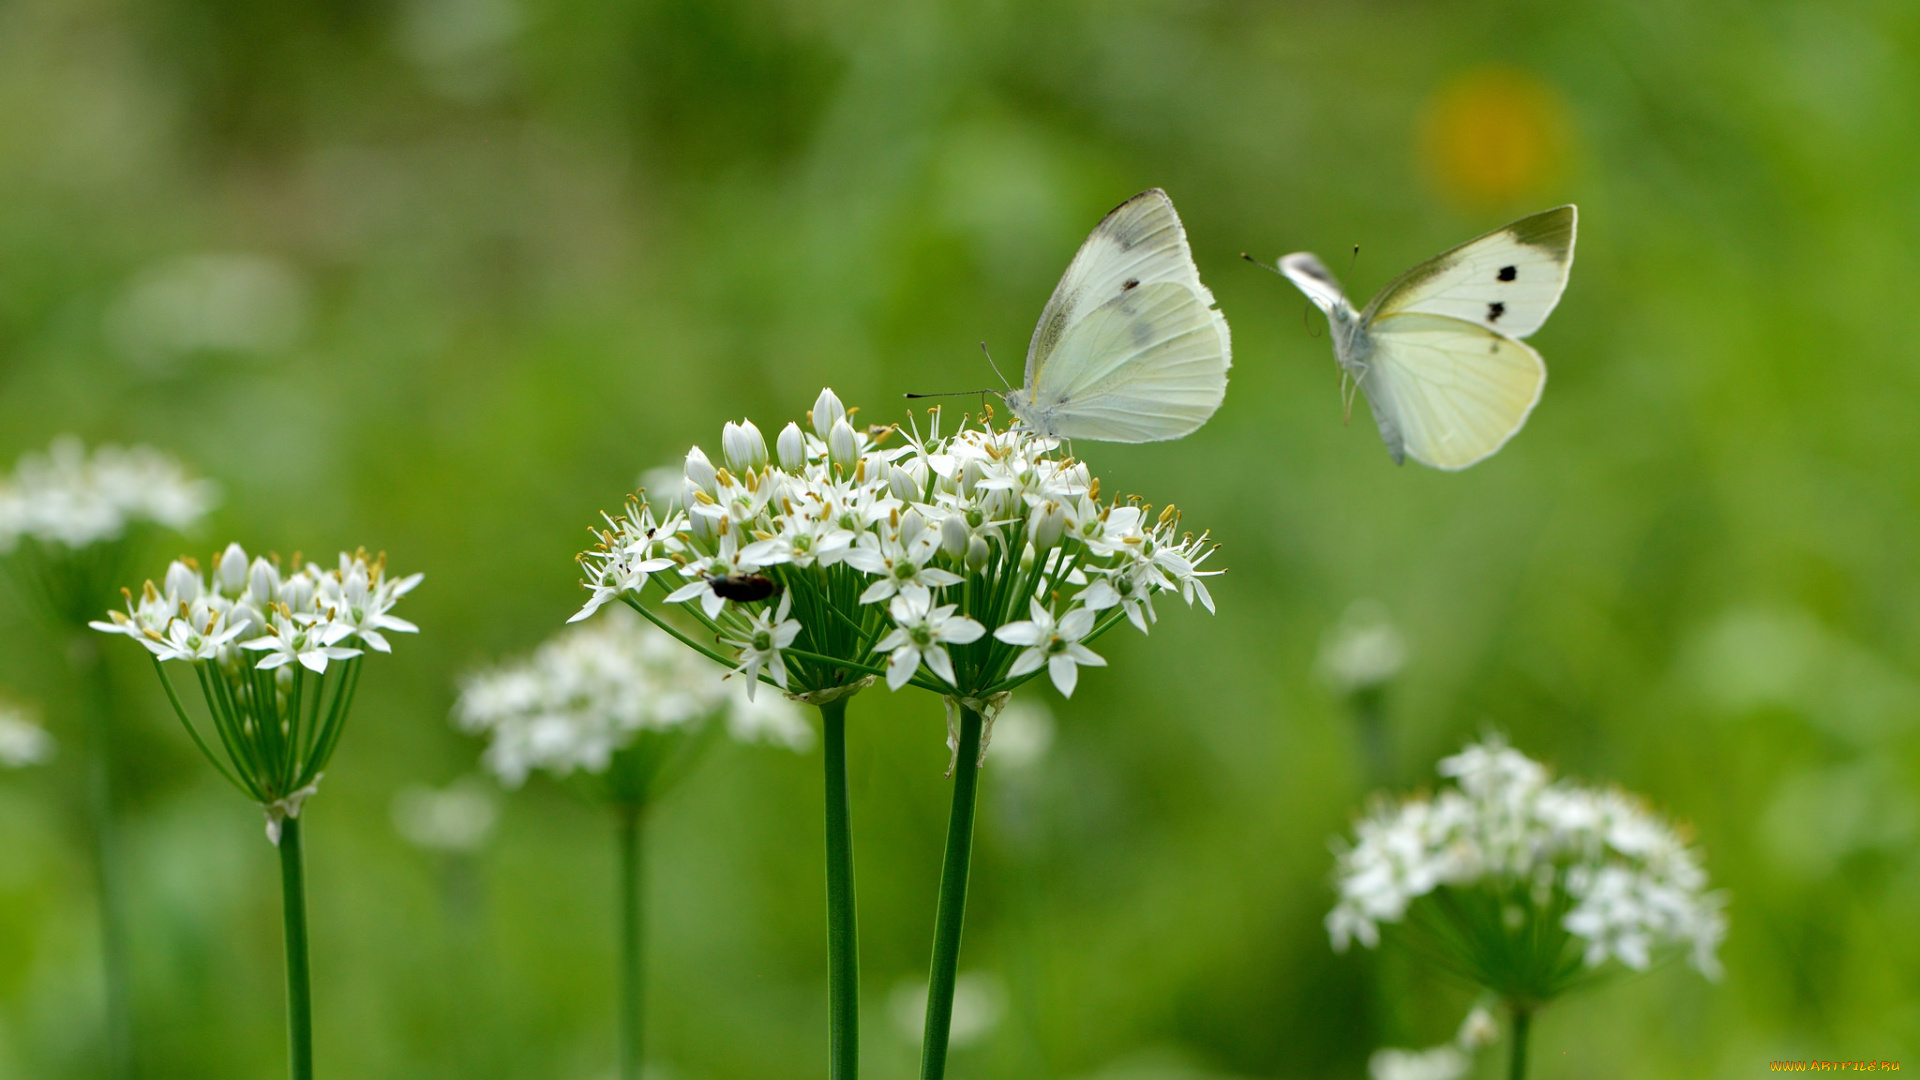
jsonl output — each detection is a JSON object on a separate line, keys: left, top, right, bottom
{"left": 1340, "top": 361, "right": 1369, "bottom": 425}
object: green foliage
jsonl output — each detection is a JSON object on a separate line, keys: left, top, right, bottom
{"left": 2, "top": 0, "right": 1919, "bottom": 1077}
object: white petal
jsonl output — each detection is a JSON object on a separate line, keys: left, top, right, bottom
{"left": 1059, "top": 607, "right": 1097, "bottom": 639}
{"left": 886, "top": 647, "right": 919, "bottom": 690}
{"left": 1006, "top": 648, "right": 1045, "bottom": 678}
{"left": 1048, "top": 654, "right": 1080, "bottom": 696}
{"left": 993, "top": 621, "right": 1046, "bottom": 646}
{"left": 939, "top": 617, "right": 986, "bottom": 645}
{"left": 1065, "top": 642, "right": 1105, "bottom": 667}
{"left": 923, "top": 646, "right": 957, "bottom": 686}
{"left": 664, "top": 581, "right": 707, "bottom": 604}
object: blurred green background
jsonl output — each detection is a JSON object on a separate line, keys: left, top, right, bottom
{"left": 3, "top": 0, "right": 1918, "bottom": 1076}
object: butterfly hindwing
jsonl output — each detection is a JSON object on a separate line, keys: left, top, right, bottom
{"left": 1027, "top": 282, "right": 1232, "bottom": 442}
{"left": 1362, "top": 205, "right": 1576, "bottom": 339}
{"left": 1362, "top": 313, "right": 1547, "bottom": 470}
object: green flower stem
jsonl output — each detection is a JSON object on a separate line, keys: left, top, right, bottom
{"left": 74, "top": 636, "right": 134, "bottom": 1080}
{"left": 820, "top": 698, "right": 859, "bottom": 1080}
{"left": 918, "top": 703, "right": 983, "bottom": 1080}
{"left": 278, "top": 815, "right": 314, "bottom": 1080}
{"left": 616, "top": 800, "right": 646, "bottom": 1080}
{"left": 1508, "top": 1005, "right": 1531, "bottom": 1080}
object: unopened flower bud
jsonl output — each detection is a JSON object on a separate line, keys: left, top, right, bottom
{"left": 721, "top": 420, "right": 768, "bottom": 473}
{"left": 164, "top": 560, "right": 202, "bottom": 605}
{"left": 280, "top": 573, "right": 315, "bottom": 613}
{"left": 811, "top": 387, "right": 846, "bottom": 437}
{"left": 1019, "top": 542, "right": 1036, "bottom": 572}
{"left": 828, "top": 418, "right": 858, "bottom": 469}
{"left": 1028, "top": 500, "right": 1066, "bottom": 551}
{"left": 960, "top": 458, "right": 985, "bottom": 497}
{"left": 687, "top": 506, "right": 721, "bottom": 544}
{"left": 965, "top": 534, "right": 991, "bottom": 573}
{"left": 216, "top": 543, "right": 250, "bottom": 595}
{"left": 899, "top": 508, "right": 926, "bottom": 547}
{"left": 248, "top": 558, "right": 281, "bottom": 607}
{"left": 777, "top": 422, "right": 806, "bottom": 471}
{"left": 888, "top": 461, "right": 920, "bottom": 502}
{"left": 940, "top": 514, "right": 969, "bottom": 559}
{"left": 684, "top": 445, "right": 718, "bottom": 494}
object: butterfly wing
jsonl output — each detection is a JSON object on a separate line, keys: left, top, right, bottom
{"left": 1358, "top": 313, "right": 1546, "bottom": 470}
{"left": 1022, "top": 282, "right": 1232, "bottom": 442}
{"left": 1015, "top": 188, "right": 1231, "bottom": 441}
{"left": 1278, "top": 252, "right": 1354, "bottom": 319}
{"left": 1361, "top": 205, "right": 1576, "bottom": 338}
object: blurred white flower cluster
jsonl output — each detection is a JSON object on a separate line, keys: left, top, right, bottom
{"left": 576, "top": 388, "right": 1219, "bottom": 703}
{"left": 93, "top": 543, "right": 421, "bottom": 672}
{"left": 1318, "top": 600, "right": 1407, "bottom": 695}
{"left": 456, "top": 606, "right": 810, "bottom": 787}
{"left": 1328, "top": 735, "right": 1726, "bottom": 980}
{"left": 0, "top": 700, "right": 54, "bottom": 768}
{"left": 0, "top": 436, "right": 216, "bottom": 553}
{"left": 391, "top": 778, "right": 500, "bottom": 853}
{"left": 1367, "top": 1006, "right": 1499, "bottom": 1080}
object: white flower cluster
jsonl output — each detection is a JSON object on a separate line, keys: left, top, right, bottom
{"left": 456, "top": 606, "right": 811, "bottom": 787}
{"left": 0, "top": 701, "right": 54, "bottom": 768}
{"left": 1328, "top": 735, "right": 1727, "bottom": 979}
{"left": 576, "top": 388, "right": 1219, "bottom": 700}
{"left": 0, "top": 436, "right": 216, "bottom": 552}
{"left": 91, "top": 543, "right": 421, "bottom": 672}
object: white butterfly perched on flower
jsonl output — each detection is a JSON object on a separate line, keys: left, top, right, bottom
{"left": 999, "top": 189, "right": 1233, "bottom": 443}
{"left": 1271, "top": 205, "right": 1577, "bottom": 470}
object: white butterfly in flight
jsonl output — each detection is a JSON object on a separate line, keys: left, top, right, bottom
{"left": 995, "top": 188, "right": 1232, "bottom": 442}
{"left": 1271, "top": 205, "right": 1577, "bottom": 470}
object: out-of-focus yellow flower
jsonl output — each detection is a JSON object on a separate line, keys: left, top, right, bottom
{"left": 1419, "top": 67, "right": 1572, "bottom": 208}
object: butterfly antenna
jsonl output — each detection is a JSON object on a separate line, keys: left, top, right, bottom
{"left": 1347, "top": 244, "right": 1360, "bottom": 276}
{"left": 1239, "top": 252, "right": 1286, "bottom": 278}
{"left": 980, "top": 341, "right": 1013, "bottom": 391}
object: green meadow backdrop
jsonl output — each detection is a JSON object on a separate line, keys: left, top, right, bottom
{"left": 2, "top": 0, "right": 1917, "bottom": 1076}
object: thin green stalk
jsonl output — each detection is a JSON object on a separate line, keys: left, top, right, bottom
{"left": 1508, "top": 1005, "right": 1531, "bottom": 1080}
{"left": 820, "top": 698, "right": 859, "bottom": 1080}
{"left": 616, "top": 801, "right": 646, "bottom": 1080}
{"left": 278, "top": 816, "right": 314, "bottom": 1080}
{"left": 919, "top": 704, "right": 983, "bottom": 1080}
{"left": 74, "top": 636, "right": 134, "bottom": 1080}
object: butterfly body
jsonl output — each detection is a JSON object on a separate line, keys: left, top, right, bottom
{"left": 1278, "top": 205, "right": 1576, "bottom": 470}
{"left": 1004, "top": 189, "right": 1232, "bottom": 443}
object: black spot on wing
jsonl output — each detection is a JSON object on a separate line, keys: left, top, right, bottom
{"left": 1487, "top": 301, "right": 1506, "bottom": 323}
{"left": 1122, "top": 278, "right": 1140, "bottom": 291}
{"left": 1498, "top": 265, "right": 1517, "bottom": 282}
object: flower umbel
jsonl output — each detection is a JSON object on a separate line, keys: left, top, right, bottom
{"left": 91, "top": 543, "right": 421, "bottom": 841}
{"left": 1327, "top": 735, "right": 1727, "bottom": 1001}
{"left": 1, "top": 437, "right": 217, "bottom": 628}
{"left": 455, "top": 605, "right": 809, "bottom": 788}
{"left": 0, "top": 436, "right": 216, "bottom": 553}
{"left": 574, "top": 388, "right": 1222, "bottom": 706}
